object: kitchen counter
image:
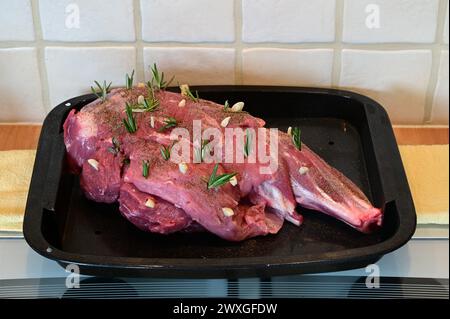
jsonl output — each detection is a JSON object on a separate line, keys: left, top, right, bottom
{"left": 0, "top": 125, "right": 448, "bottom": 298}
{"left": 1, "top": 125, "right": 449, "bottom": 151}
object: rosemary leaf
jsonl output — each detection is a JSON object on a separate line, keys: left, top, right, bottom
{"left": 207, "top": 164, "right": 237, "bottom": 190}
{"left": 244, "top": 129, "right": 252, "bottom": 158}
{"left": 291, "top": 127, "right": 301, "bottom": 150}
{"left": 142, "top": 160, "right": 150, "bottom": 178}
{"left": 223, "top": 100, "right": 230, "bottom": 111}
{"left": 125, "top": 70, "right": 135, "bottom": 90}
{"left": 123, "top": 102, "right": 137, "bottom": 133}
{"left": 91, "top": 80, "right": 112, "bottom": 102}
{"left": 158, "top": 116, "right": 178, "bottom": 132}
{"left": 132, "top": 96, "right": 159, "bottom": 113}
{"left": 160, "top": 145, "right": 171, "bottom": 161}
{"left": 180, "top": 84, "right": 199, "bottom": 102}
{"left": 150, "top": 63, "right": 175, "bottom": 90}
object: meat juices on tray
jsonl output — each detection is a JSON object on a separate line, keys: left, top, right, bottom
{"left": 63, "top": 85, "right": 383, "bottom": 241}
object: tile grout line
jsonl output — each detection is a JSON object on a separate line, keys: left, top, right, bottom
{"left": 2, "top": 41, "right": 448, "bottom": 51}
{"left": 331, "top": 0, "right": 345, "bottom": 88}
{"left": 133, "top": 0, "right": 144, "bottom": 83}
{"left": 423, "top": 0, "right": 449, "bottom": 124}
{"left": 234, "top": 0, "right": 243, "bottom": 85}
{"left": 30, "top": 0, "right": 51, "bottom": 114}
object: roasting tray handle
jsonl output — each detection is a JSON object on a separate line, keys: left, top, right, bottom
{"left": 23, "top": 95, "right": 95, "bottom": 250}
{"left": 355, "top": 91, "right": 417, "bottom": 238}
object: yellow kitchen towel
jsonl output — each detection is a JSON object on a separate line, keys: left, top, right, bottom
{"left": 0, "top": 147, "right": 448, "bottom": 232}
{"left": 399, "top": 145, "right": 449, "bottom": 225}
{"left": 0, "top": 150, "right": 36, "bottom": 232}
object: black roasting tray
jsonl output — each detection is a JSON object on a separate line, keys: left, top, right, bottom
{"left": 23, "top": 86, "right": 416, "bottom": 278}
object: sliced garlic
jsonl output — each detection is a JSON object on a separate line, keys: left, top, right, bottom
{"left": 287, "top": 126, "right": 292, "bottom": 136}
{"left": 229, "top": 176, "right": 238, "bottom": 186}
{"left": 87, "top": 159, "right": 99, "bottom": 171}
{"left": 222, "top": 207, "right": 234, "bottom": 217}
{"left": 299, "top": 166, "right": 309, "bottom": 175}
{"left": 178, "top": 99, "right": 186, "bottom": 107}
{"left": 221, "top": 116, "right": 231, "bottom": 128}
{"left": 180, "top": 84, "right": 190, "bottom": 96}
{"left": 137, "top": 82, "right": 145, "bottom": 88}
{"left": 150, "top": 116, "right": 155, "bottom": 128}
{"left": 145, "top": 198, "right": 155, "bottom": 208}
{"left": 231, "top": 102, "right": 244, "bottom": 112}
{"left": 137, "top": 95, "right": 145, "bottom": 105}
{"left": 178, "top": 162, "right": 188, "bottom": 174}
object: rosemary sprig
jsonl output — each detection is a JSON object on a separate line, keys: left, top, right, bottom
{"left": 108, "top": 137, "right": 120, "bottom": 155}
{"left": 91, "top": 80, "right": 112, "bottom": 102}
{"left": 142, "top": 160, "right": 150, "bottom": 178}
{"left": 223, "top": 100, "right": 230, "bottom": 111}
{"left": 244, "top": 129, "right": 252, "bottom": 158}
{"left": 125, "top": 70, "right": 135, "bottom": 90}
{"left": 142, "top": 97, "right": 159, "bottom": 112}
{"left": 207, "top": 164, "right": 237, "bottom": 190}
{"left": 181, "top": 84, "right": 199, "bottom": 102}
{"left": 150, "top": 63, "right": 174, "bottom": 90}
{"left": 123, "top": 102, "right": 137, "bottom": 133}
{"left": 160, "top": 145, "right": 171, "bottom": 161}
{"left": 132, "top": 97, "right": 159, "bottom": 113}
{"left": 158, "top": 117, "right": 178, "bottom": 132}
{"left": 194, "top": 139, "right": 210, "bottom": 163}
{"left": 132, "top": 85, "right": 159, "bottom": 113}
{"left": 291, "top": 127, "right": 301, "bottom": 150}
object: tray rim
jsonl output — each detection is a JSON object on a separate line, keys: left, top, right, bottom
{"left": 23, "top": 85, "right": 417, "bottom": 277}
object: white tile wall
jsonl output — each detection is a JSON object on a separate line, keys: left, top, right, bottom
{"left": 0, "top": 1, "right": 448, "bottom": 124}
{"left": 242, "top": 0, "right": 336, "bottom": 43}
{"left": 45, "top": 47, "right": 136, "bottom": 106}
{"left": 242, "top": 49, "right": 334, "bottom": 86}
{"left": 340, "top": 50, "right": 432, "bottom": 124}
{"left": 0, "top": 0, "right": 34, "bottom": 41}
{"left": 143, "top": 47, "right": 235, "bottom": 85}
{"left": 140, "top": 0, "right": 235, "bottom": 42}
{"left": 343, "top": 0, "right": 439, "bottom": 43}
{"left": 39, "top": 0, "right": 135, "bottom": 42}
{"left": 0, "top": 48, "right": 44, "bottom": 122}
{"left": 431, "top": 51, "right": 449, "bottom": 124}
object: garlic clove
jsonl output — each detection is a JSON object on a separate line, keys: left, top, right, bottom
{"left": 180, "top": 84, "right": 190, "bottom": 97}
{"left": 137, "top": 95, "right": 145, "bottom": 105}
{"left": 222, "top": 207, "right": 234, "bottom": 217}
{"left": 145, "top": 198, "right": 155, "bottom": 208}
{"left": 231, "top": 102, "right": 244, "bottom": 112}
{"left": 178, "top": 162, "right": 188, "bottom": 174}
{"left": 150, "top": 116, "right": 155, "bottom": 128}
{"left": 221, "top": 116, "right": 231, "bottom": 128}
{"left": 87, "top": 159, "right": 99, "bottom": 171}
{"left": 229, "top": 176, "right": 238, "bottom": 186}
{"left": 178, "top": 99, "right": 186, "bottom": 107}
{"left": 299, "top": 166, "right": 309, "bottom": 175}
{"left": 287, "top": 126, "right": 292, "bottom": 136}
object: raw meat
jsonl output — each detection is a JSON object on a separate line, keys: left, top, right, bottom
{"left": 63, "top": 85, "right": 383, "bottom": 240}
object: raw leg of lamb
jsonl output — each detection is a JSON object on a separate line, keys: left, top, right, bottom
{"left": 63, "top": 84, "right": 383, "bottom": 241}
